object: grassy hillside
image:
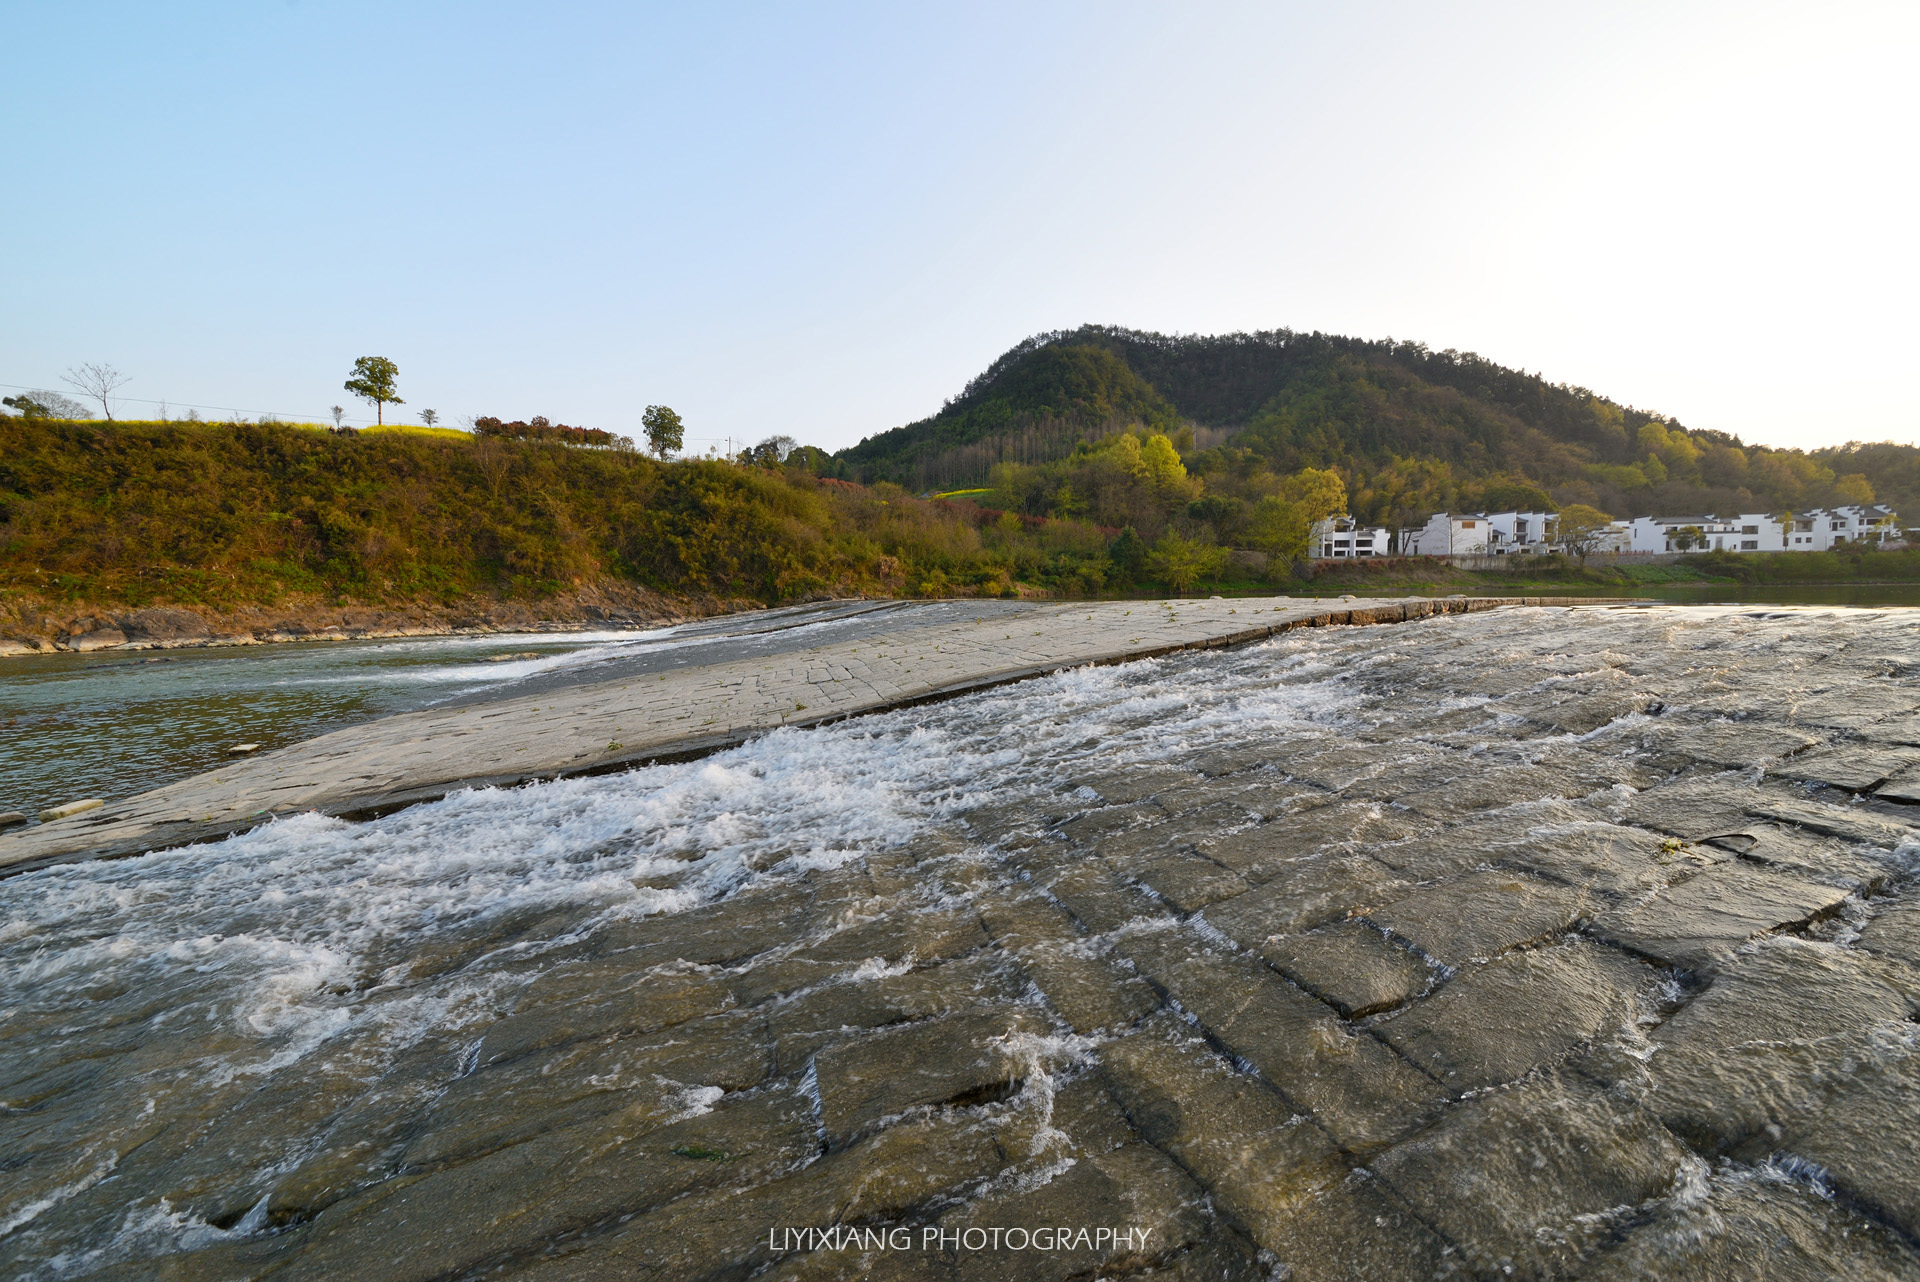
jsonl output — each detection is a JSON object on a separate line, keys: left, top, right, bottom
{"left": 0, "top": 418, "right": 1143, "bottom": 612}
{"left": 834, "top": 326, "right": 1917, "bottom": 525}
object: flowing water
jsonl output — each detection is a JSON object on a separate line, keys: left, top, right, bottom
{"left": 0, "top": 599, "right": 1021, "bottom": 821}
{"left": 2, "top": 605, "right": 1918, "bottom": 1279}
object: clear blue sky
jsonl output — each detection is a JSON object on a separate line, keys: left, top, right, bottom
{"left": 5, "top": 2, "right": 1915, "bottom": 451}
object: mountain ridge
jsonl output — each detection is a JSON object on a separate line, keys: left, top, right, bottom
{"left": 833, "top": 325, "right": 1913, "bottom": 523}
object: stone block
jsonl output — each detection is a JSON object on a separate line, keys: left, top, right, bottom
{"left": 1619, "top": 775, "right": 1759, "bottom": 839}
{"left": 1033, "top": 857, "right": 1165, "bottom": 935}
{"left": 1099, "top": 1023, "right": 1448, "bottom": 1280}
{"left": 1579, "top": 1167, "right": 1920, "bottom": 1281}
{"left": 1364, "top": 869, "right": 1591, "bottom": 966}
{"left": 1770, "top": 744, "right": 1920, "bottom": 792}
{"left": 1857, "top": 899, "right": 1920, "bottom": 973}
{"left": 1590, "top": 864, "right": 1851, "bottom": 972}
{"left": 1370, "top": 1075, "right": 1688, "bottom": 1278}
{"left": 1646, "top": 936, "right": 1915, "bottom": 1154}
{"left": 1878, "top": 768, "right": 1920, "bottom": 805}
{"left": 1204, "top": 803, "right": 1421, "bottom": 883}
{"left": 478, "top": 966, "right": 738, "bottom": 1066}
{"left": 407, "top": 1012, "right": 768, "bottom": 1173}
{"left": 274, "top": 1088, "right": 818, "bottom": 1282}
{"left": 1117, "top": 929, "right": 1442, "bottom": 1151}
{"left": 1130, "top": 851, "right": 1248, "bottom": 914}
{"left": 1202, "top": 852, "right": 1404, "bottom": 945}
{"left": 1645, "top": 720, "right": 1821, "bottom": 770}
{"left": 1374, "top": 939, "right": 1655, "bottom": 1091}
{"left": 812, "top": 1007, "right": 1038, "bottom": 1146}
{"left": 1743, "top": 796, "right": 1916, "bottom": 849}
{"left": 767, "top": 955, "right": 1024, "bottom": 1075}
{"left": 1258, "top": 920, "right": 1431, "bottom": 1019}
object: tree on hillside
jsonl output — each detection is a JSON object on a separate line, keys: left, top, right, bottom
{"left": 1555, "top": 504, "right": 1614, "bottom": 561}
{"left": 421, "top": 409, "right": 439, "bottom": 427}
{"left": 1147, "top": 532, "right": 1228, "bottom": 597}
{"left": 343, "top": 357, "right": 404, "bottom": 425}
{"left": 1107, "top": 527, "right": 1148, "bottom": 585}
{"left": 62, "top": 363, "right": 130, "bottom": 420}
{"left": 331, "top": 405, "right": 347, "bottom": 427}
{"left": 643, "top": 404, "right": 685, "bottom": 460}
{"left": 1280, "top": 466, "right": 1347, "bottom": 523}
{"left": 3, "top": 395, "right": 48, "bottom": 418}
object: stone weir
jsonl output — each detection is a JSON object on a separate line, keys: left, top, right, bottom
{"left": 0, "top": 595, "right": 1627, "bottom": 874}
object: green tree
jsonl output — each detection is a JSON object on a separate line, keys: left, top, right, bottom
{"left": 643, "top": 405, "right": 685, "bottom": 460}
{"left": 1147, "top": 531, "right": 1228, "bottom": 596}
{"left": 1281, "top": 466, "right": 1347, "bottom": 523}
{"left": 343, "top": 357, "right": 403, "bottom": 425}
{"left": 420, "top": 409, "right": 439, "bottom": 427}
{"left": 1246, "top": 495, "right": 1313, "bottom": 568}
{"left": 1554, "top": 503, "right": 1614, "bottom": 561}
{"left": 1834, "top": 473, "right": 1875, "bottom": 505}
{"left": 1670, "top": 524, "right": 1704, "bottom": 552}
{"left": 1107, "top": 526, "right": 1148, "bottom": 585}
{"left": 3, "top": 395, "right": 48, "bottom": 419}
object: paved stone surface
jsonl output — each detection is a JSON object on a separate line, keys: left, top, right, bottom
{"left": 6, "top": 603, "right": 1920, "bottom": 1281}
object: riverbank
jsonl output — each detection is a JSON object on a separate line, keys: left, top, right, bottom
{"left": 0, "top": 581, "right": 772, "bottom": 656}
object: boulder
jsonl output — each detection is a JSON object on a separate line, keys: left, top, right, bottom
{"left": 115, "top": 607, "right": 212, "bottom": 644}
{"left": 65, "top": 628, "right": 128, "bottom": 652}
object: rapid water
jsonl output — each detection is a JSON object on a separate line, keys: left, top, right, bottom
{"left": 3, "top": 605, "right": 1917, "bottom": 1278}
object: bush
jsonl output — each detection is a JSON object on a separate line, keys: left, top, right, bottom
{"left": 473, "top": 416, "right": 616, "bottom": 447}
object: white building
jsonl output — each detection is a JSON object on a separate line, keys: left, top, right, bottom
{"left": 1484, "top": 511, "right": 1559, "bottom": 554}
{"left": 1785, "top": 505, "right": 1901, "bottom": 551}
{"left": 1309, "top": 517, "right": 1391, "bottom": 558}
{"left": 1594, "top": 521, "right": 1634, "bottom": 554}
{"left": 1405, "top": 510, "right": 1565, "bottom": 556}
{"left": 1626, "top": 514, "right": 1783, "bottom": 553}
{"left": 1407, "top": 512, "right": 1491, "bottom": 556}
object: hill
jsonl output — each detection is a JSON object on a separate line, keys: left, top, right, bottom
{"left": 833, "top": 325, "right": 1916, "bottom": 525}
{"left": 0, "top": 420, "right": 1120, "bottom": 638}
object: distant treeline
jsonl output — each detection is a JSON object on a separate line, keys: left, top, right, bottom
{"left": 472, "top": 416, "right": 616, "bottom": 447}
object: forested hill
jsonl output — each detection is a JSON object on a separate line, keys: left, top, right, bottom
{"left": 833, "top": 325, "right": 1916, "bottom": 524}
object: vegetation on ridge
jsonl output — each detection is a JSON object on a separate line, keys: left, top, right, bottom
{"left": 830, "top": 326, "right": 1912, "bottom": 527}
{"left": 6, "top": 325, "right": 1917, "bottom": 624}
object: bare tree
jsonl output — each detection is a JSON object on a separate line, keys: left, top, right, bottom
{"left": 331, "top": 405, "right": 347, "bottom": 428}
{"left": 62, "top": 363, "right": 131, "bottom": 421}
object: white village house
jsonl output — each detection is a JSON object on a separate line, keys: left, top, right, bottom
{"left": 1309, "top": 516, "right": 1392, "bottom": 558}
{"left": 1624, "top": 515, "right": 1784, "bottom": 553}
{"left": 1782, "top": 504, "right": 1902, "bottom": 551}
{"left": 1401, "top": 511, "right": 1561, "bottom": 556}
{"left": 1388, "top": 505, "right": 1904, "bottom": 559}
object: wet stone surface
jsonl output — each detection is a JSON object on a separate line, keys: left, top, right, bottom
{"left": 5, "top": 604, "right": 1920, "bottom": 1280}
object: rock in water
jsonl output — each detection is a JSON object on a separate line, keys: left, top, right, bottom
{"left": 37, "top": 798, "right": 105, "bottom": 822}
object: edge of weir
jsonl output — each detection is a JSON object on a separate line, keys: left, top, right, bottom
{"left": 0, "top": 596, "right": 1647, "bottom": 876}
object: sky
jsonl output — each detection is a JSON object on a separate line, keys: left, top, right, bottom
{"left": 5, "top": 1, "right": 1916, "bottom": 452}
